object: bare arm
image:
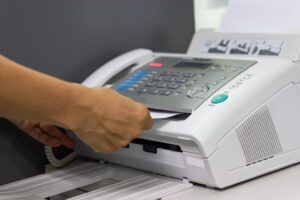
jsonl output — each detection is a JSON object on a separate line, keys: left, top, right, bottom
{"left": 0, "top": 55, "right": 153, "bottom": 153}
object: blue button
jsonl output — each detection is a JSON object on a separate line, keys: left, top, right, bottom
{"left": 211, "top": 94, "right": 228, "bottom": 104}
{"left": 122, "top": 80, "right": 136, "bottom": 84}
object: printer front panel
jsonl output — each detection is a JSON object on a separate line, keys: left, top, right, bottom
{"left": 112, "top": 55, "right": 256, "bottom": 113}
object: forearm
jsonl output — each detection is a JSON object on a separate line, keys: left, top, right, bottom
{"left": 0, "top": 54, "right": 153, "bottom": 153}
{"left": 0, "top": 54, "right": 86, "bottom": 129}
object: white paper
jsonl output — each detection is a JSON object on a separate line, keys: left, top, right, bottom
{"left": 150, "top": 110, "right": 182, "bottom": 119}
{"left": 221, "top": 0, "right": 300, "bottom": 33}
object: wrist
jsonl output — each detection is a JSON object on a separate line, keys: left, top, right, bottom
{"left": 53, "top": 83, "right": 91, "bottom": 131}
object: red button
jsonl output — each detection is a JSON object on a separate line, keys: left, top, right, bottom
{"left": 149, "top": 62, "right": 162, "bottom": 67}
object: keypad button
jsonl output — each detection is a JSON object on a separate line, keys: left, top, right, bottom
{"left": 171, "top": 72, "right": 183, "bottom": 77}
{"left": 148, "top": 89, "right": 160, "bottom": 94}
{"left": 153, "top": 76, "right": 164, "bottom": 81}
{"left": 187, "top": 86, "right": 209, "bottom": 98}
{"left": 162, "top": 77, "right": 176, "bottom": 82}
{"left": 212, "top": 81, "right": 218, "bottom": 85}
{"left": 183, "top": 73, "right": 196, "bottom": 78}
{"left": 137, "top": 88, "right": 148, "bottom": 94}
{"left": 175, "top": 78, "right": 188, "bottom": 83}
{"left": 118, "top": 83, "right": 132, "bottom": 88}
{"left": 159, "top": 90, "right": 173, "bottom": 96}
{"left": 145, "top": 82, "right": 156, "bottom": 87}
{"left": 168, "top": 83, "right": 180, "bottom": 89}
{"left": 156, "top": 83, "right": 168, "bottom": 88}
{"left": 161, "top": 71, "right": 172, "bottom": 76}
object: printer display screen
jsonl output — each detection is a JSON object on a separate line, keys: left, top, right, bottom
{"left": 173, "top": 61, "right": 210, "bottom": 69}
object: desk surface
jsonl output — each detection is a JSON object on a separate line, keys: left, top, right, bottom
{"left": 164, "top": 163, "right": 300, "bottom": 200}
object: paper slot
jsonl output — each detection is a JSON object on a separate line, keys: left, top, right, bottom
{"left": 150, "top": 110, "right": 185, "bottom": 120}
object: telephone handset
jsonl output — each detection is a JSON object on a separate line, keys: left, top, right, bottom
{"left": 82, "top": 49, "right": 153, "bottom": 87}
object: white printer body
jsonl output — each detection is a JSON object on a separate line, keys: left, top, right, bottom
{"left": 2, "top": 29, "right": 300, "bottom": 199}
{"left": 77, "top": 29, "right": 300, "bottom": 188}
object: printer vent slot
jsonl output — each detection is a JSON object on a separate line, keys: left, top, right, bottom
{"left": 236, "top": 105, "right": 282, "bottom": 165}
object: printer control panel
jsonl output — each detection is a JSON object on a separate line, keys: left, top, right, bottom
{"left": 113, "top": 56, "right": 256, "bottom": 113}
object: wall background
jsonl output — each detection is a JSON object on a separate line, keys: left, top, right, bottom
{"left": 194, "top": 0, "right": 229, "bottom": 31}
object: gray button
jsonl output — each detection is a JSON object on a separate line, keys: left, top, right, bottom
{"left": 163, "top": 77, "right": 176, "bottom": 82}
{"left": 168, "top": 83, "right": 180, "bottom": 89}
{"left": 187, "top": 86, "right": 209, "bottom": 98}
{"left": 156, "top": 82, "right": 168, "bottom": 88}
{"left": 171, "top": 72, "right": 183, "bottom": 77}
{"left": 145, "top": 82, "right": 156, "bottom": 87}
{"left": 148, "top": 88, "right": 160, "bottom": 94}
{"left": 161, "top": 71, "right": 172, "bottom": 76}
{"left": 159, "top": 90, "right": 173, "bottom": 96}
{"left": 175, "top": 78, "right": 188, "bottom": 83}
{"left": 212, "top": 81, "right": 218, "bottom": 85}
{"left": 137, "top": 88, "right": 148, "bottom": 94}
{"left": 183, "top": 73, "right": 196, "bottom": 78}
{"left": 153, "top": 76, "right": 164, "bottom": 81}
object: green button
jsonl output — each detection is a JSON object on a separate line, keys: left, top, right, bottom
{"left": 211, "top": 94, "right": 228, "bottom": 104}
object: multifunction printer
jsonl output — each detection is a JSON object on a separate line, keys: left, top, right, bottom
{"left": 2, "top": 29, "right": 300, "bottom": 200}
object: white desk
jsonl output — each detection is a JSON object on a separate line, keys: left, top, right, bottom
{"left": 164, "top": 163, "right": 300, "bottom": 200}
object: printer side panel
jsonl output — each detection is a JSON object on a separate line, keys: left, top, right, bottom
{"left": 190, "top": 58, "right": 300, "bottom": 157}
{"left": 207, "top": 82, "right": 300, "bottom": 188}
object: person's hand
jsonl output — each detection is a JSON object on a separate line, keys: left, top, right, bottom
{"left": 8, "top": 119, "right": 75, "bottom": 148}
{"left": 69, "top": 87, "right": 153, "bottom": 154}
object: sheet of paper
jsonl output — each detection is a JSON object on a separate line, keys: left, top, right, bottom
{"left": 150, "top": 110, "right": 183, "bottom": 119}
{"left": 221, "top": 0, "right": 300, "bottom": 33}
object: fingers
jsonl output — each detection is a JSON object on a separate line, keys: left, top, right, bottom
{"left": 39, "top": 123, "right": 75, "bottom": 148}
{"left": 10, "top": 119, "right": 75, "bottom": 148}
{"left": 29, "top": 127, "right": 62, "bottom": 147}
{"left": 139, "top": 106, "right": 153, "bottom": 130}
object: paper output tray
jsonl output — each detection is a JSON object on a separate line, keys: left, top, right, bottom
{"left": 0, "top": 160, "right": 193, "bottom": 200}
